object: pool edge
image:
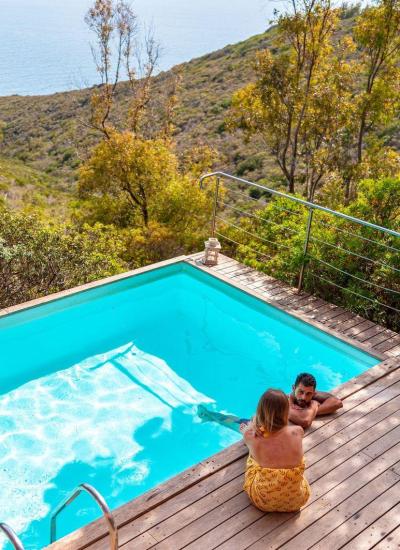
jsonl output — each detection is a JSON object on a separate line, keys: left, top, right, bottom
{"left": 0, "top": 255, "right": 188, "bottom": 320}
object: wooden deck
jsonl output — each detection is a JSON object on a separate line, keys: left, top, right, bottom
{"left": 49, "top": 255, "right": 400, "bottom": 550}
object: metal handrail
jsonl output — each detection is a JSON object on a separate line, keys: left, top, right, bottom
{"left": 200, "top": 171, "right": 400, "bottom": 238}
{"left": 0, "top": 523, "right": 24, "bottom": 550}
{"left": 50, "top": 483, "right": 118, "bottom": 549}
{"left": 200, "top": 171, "right": 400, "bottom": 308}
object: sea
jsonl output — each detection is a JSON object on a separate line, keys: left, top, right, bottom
{"left": 0, "top": 0, "right": 274, "bottom": 97}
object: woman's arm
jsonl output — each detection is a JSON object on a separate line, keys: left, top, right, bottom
{"left": 240, "top": 419, "right": 260, "bottom": 453}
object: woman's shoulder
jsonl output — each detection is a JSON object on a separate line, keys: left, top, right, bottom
{"left": 284, "top": 425, "right": 304, "bottom": 438}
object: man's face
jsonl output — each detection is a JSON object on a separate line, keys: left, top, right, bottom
{"left": 292, "top": 383, "right": 315, "bottom": 407}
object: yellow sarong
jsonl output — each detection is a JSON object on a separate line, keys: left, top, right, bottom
{"left": 244, "top": 455, "right": 311, "bottom": 512}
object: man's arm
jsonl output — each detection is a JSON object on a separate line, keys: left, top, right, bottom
{"left": 288, "top": 398, "right": 319, "bottom": 429}
{"left": 313, "top": 391, "right": 343, "bottom": 415}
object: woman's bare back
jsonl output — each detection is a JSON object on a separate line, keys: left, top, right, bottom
{"left": 243, "top": 424, "right": 304, "bottom": 469}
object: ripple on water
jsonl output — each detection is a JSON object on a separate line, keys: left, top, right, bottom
{"left": 0, "top": 341, "right": 215, "bottom": 546}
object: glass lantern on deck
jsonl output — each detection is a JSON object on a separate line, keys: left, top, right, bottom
{"left": 202, "top": 237, "right": 221, "bottom": 266}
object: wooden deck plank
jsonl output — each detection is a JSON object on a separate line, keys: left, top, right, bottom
{"left": 364, "top": 329, "right": 398, "bottom": 348}
{"left": 340, "top": 502, "right": 400, "bottom": 550}
{"left": 248, "top": 442, "right": 400, "bottom": 550}
{"left": 329, "top": 315, "right": 368, "bottom": 334}
{"left": 326, "top": 311, "right": 357, "bottom": 329}
{"left": 293, "top": 298, "right": 327, "bottom": 313}
{"left": 146, "top": 475, "right": 244, "bottom": 543}
{"left": 373, "top": 525, "right": 400, "bottom": 549}
{"left": 217, "top": 452, "right": 374, "bottom": 550}
{"left": 375, "top": 335, "right": 400, "bottom": 353}
{"left": 362, "top": 423, "right": 400, "bottom": 459}
{"left": 310, "top": 478, "right": 400, "bottom": 550}
{"left": 124, "top": 410, "right": 399, "bottom": 550}
{"left": 357, "top": 324, "right": 388, "bottom": 343}
{"left": 279, "top": 469, "right": 400, "bottom": 550}
{"left": 304, "top": 367, "right": 400, "bottom": 444}
{"left": 387, "top": 346, "right": 400, "bottom": 357}
{"left": 304, "top": 389, "right": 400, "bottom": 459}
{"left": 90, "top": 460, "right": 247, "bottom": 549}
{"left": 306, "top": 419, "right": 400, "bottom": 489}
{"left": 86, "top": 370, "right": 400, "bottom": 541}
{"left": 343, "top": 319, "right": 376, "bottom": 337}
{"left": 312, "top": 306, "right": 347, "bottom": 324}
{"left": 150, "top": 492, "right": 251, "bottom": 549}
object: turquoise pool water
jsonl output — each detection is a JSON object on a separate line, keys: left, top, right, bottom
{"left": 0, "top": 262, "right": 378, "bottom": 548}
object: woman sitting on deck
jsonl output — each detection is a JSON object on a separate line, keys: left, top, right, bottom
{"left": 241, "top": 388, "right": 310, "bottom": 512}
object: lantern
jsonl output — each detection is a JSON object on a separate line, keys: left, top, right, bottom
{"left": 202, "top": 237, "right": 221, "bottom": 266}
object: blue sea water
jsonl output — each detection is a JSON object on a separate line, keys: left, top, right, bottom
{"left": 0, "top": 262, "right": 378, "bottom": 549}
{"left": 0, "top": 0, "right": 273, "bottom": 97}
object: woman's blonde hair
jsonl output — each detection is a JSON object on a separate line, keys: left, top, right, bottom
{"left": 255, "top": 388, "right": 289, "bottom": 434}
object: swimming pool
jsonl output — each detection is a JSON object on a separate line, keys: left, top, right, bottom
{"left": 0, "top": 260, "right": 379, "bottom": 548}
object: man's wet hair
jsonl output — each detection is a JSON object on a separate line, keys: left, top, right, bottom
{"left": 295, "top": 372, "right": 316, "bottom": 389}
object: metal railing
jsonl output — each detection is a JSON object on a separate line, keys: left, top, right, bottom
{"left": 200, "top": 172, "right": 400, "bottom": 326}
{"left": 50, "top": 483, "right": 118, "bottom": 549}
{"left": 0, "top": 523, "right": 24, "bottom": 550}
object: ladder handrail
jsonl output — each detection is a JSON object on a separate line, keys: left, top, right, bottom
{"left": 50, "top": 483, "right": 118, "bottom": 549}
{"left": 0, "top": 523, "right": 24, "bottom": 550}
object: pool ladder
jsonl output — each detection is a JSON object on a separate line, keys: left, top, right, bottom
{"left": 50, "top": 483, "right": 118, "bottom": 549}
{"left": 0, "top": 523, "right": 24, "bottom": 550}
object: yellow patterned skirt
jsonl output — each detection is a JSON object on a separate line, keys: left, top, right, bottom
{"left": 244, "top": 455, "right": 311, "bottom": 512}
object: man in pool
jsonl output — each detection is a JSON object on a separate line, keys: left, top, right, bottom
{"left": 197, "top": 372, "right": 343, "bottom": 431}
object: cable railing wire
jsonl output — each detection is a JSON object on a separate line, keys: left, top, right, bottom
{"left": 219, "top": 201, "right": 400, "bottom": 274}
{"left": 202, "top": 171, "right": 400, "bottom": 325}
{"left": 215, "top": 232, "right": 274, "bottom": 262}
{"left": 317, "top": 218, "right": 400, "bottom": 254}
{"left": 308, "top": 272, "right": 400, "bottom": 314}
{"left": 309, "top": 235, "right": 400, "bottom": 274}
{"left": 308, "top": 255, "right": 400, "bottom": 297}
{"left": 227, "top": 186, "right": 400, "bottom": 252}
{"left": 226, "top": 188, "right": 303, "bottom": 217}
{"left": 215, "top": 215, "right": 292, "bottom": 250}
{"left": 218, "top": 201, "right": 301, "bottom": 235}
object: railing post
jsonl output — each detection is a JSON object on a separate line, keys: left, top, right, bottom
{"left": 297, "top": 207, "right": 314, "bottom": 294}
{"left": 211, "top": 177, "right": 220, "bottom": 238}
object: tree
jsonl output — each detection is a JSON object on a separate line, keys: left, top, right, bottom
{"left": 229, "top": 0, "right": 355, "bottom": 200}
{"left": 0, "top": 206, "right": 126, "bottom": 308}
{"left": 78, "top": 130, "right": 214, "bottom": 248}
{"left": 229, "top": 0, "right": 400, "bottom": 202}
{"left": 85, "top": 0, "right": 179, "bottom": 140}
{"left": 79, "top": 131, "right": 179, "bottom": 227}
{"left": 343, "top": 0, "right": 400, "bottom": 199}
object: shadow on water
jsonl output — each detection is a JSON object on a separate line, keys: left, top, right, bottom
{"left": 11, "top": 406, "right": 217, "bottom": 550}
{"left": 19, "top": 460, "right": 112, "bottom": 549}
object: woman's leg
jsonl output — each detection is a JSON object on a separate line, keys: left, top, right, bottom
{"left": 197, "top": 404, "right": 249, "bottom": 433}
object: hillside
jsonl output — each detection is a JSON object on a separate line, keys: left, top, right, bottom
{"left": 0, "top": 157, "right": 69, "bottom": 216}
{"left": 0, "top": 14, "right": 399, "bottom": 212}
{"left": 0, "top": 26, "right": 280, "bottom": 195}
